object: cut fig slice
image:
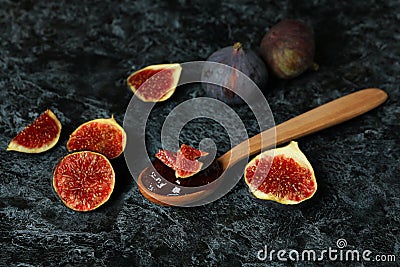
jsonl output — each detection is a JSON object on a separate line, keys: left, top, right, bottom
{"left": 154, "top": 144, "right": 208, "bottom": 179}
{"left": 53, "top": 151, "right": 115, "bottom": 212}
{"left": 7, "top": 109, "right": 62, "bottom": 153}
{"left": 244, "top": 141, "right": 317, "bottom": 204}
{"left": 175, "top": 150, "right": 203, "bottom": 178}
{"left": 155, "top": 149, "right": 177, "bottom": 169}
{"left": 66, "top": 116, "right": 126, "bottom": 159}
{"left": 180, "top": 144, "right": 208, "bottom": 160}
{"left": 127, "top": 63, "right": 182, "bottom": 102}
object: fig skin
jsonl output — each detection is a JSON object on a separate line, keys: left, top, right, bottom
{"left": 202, "top": 42, "right": 268, "bottom": 105}
{"left": 260, "top": 19, "right": 315, "bottom": 79}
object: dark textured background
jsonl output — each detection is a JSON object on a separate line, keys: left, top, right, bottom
{"left": 1, "top": 0, "right": 399, "bottom": 266}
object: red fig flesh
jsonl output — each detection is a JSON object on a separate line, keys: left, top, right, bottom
{"left": 7, "top": 109, "right": 61, "bottom": 153}
{"left": 155, "top": 149, "right": 177, "bottom": 170}
{"left": 67, "top": 116, "right": 126, "bottom": 159}
{"left": 244, "top": 141, "right": 317, "bottom": 204}
{"left": 179, "top": 143, "right": 208, "bottom": 160}
{"left": 155, "top": 144, "right": 208, "bottom": 178}
{"left": 53, "top": 151, "right": 115, "bottom": 212}
{"left": 174, "top": 150, "right": 203, "bottom": 178}
{"left": 127, "top": 63, "right": 182, "bottom": 102}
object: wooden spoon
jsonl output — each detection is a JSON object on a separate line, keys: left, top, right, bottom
{"left": 137, "top": 88, "right": 388, "bottom": 206}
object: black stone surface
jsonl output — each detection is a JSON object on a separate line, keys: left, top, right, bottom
{"left": 1, "top": 0, "right": 399, "bottom": 266}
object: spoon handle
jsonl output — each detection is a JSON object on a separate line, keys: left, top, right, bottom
{"left": 219, "top": 88, "right": 388, "bottom": 170}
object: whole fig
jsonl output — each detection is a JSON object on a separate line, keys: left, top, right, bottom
{"left": 202, "top": 42, "right": 268, "bottom": 105}
{"left": 260, "top": 19, "right": 315, "bottom": 79}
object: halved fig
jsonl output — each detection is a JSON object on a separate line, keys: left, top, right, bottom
{"left": 66, "top": 116, "right": 126, "bottom": 159}
{"left": 7, "top": 109, "right": 61, "bottom": 153}
{"left": 53, "top": 151, "right": 115, "bottom": 212}
{"left": 244, "top": 141, "right": 317, "bottom": 204}
{"left": 127, "top": 63, "right": 182, "bottom": 102}
{"left": 155, "top": 144, "right": 207, "bottom": 178}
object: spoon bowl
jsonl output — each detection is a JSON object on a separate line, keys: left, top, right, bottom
{"left": 137, "top": 88, "right": 388, "bottom": 206}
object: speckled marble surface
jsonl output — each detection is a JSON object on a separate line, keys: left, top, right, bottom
{"left": 0, "top": 0, "right": 399, "bottom": 266}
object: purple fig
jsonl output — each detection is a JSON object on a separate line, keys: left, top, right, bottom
{"left": 260, "top": 19, "right": 315, "bottom": 79}
{"left": 202, "top": 42, "right": 268, "bottom": 105}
